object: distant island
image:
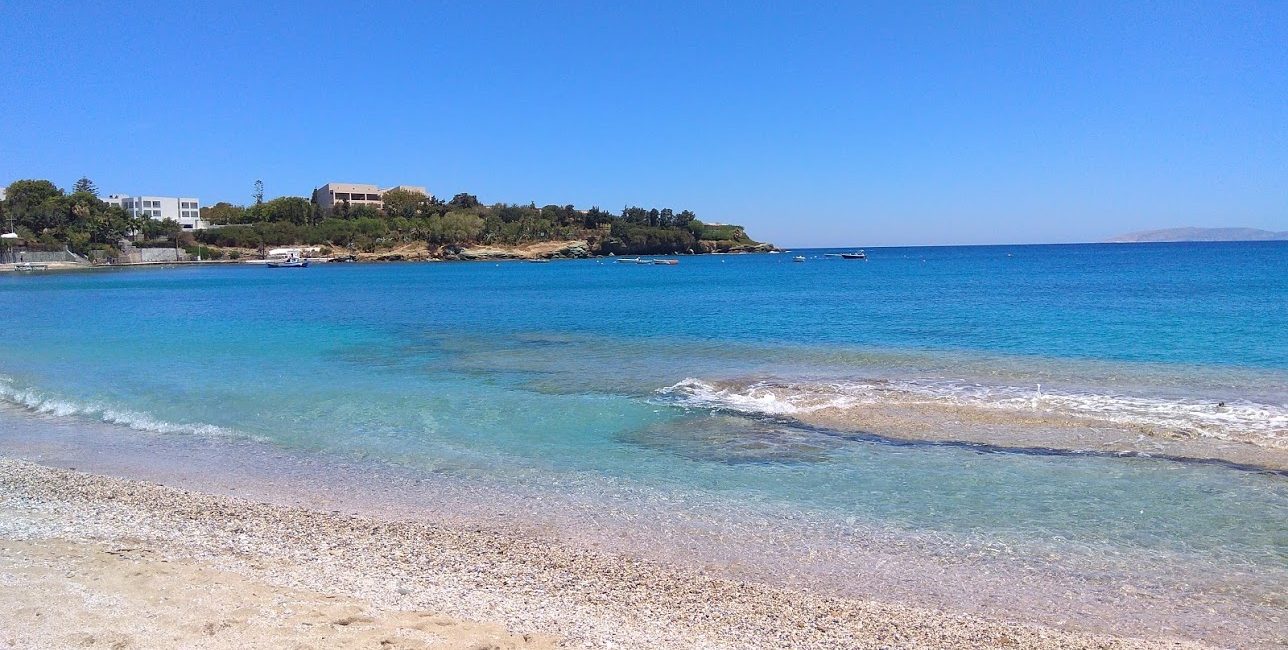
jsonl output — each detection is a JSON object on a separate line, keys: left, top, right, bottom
{"left": 1107, "top": 227, "right": 1288, "bottom": 243}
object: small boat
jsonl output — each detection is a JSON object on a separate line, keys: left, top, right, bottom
{"left": 635, "top": 258, "right": 654, "bottom": 265}
{"left": 14, "top": 262, "right": 48, "bottom": 272}
{"left": 616, "top": 257, "right": 642, "bottom": 264}
{"left": 793, "top": 256, "right": 806, "bottom": 262}
{"left": 840, "top": 251, "right": 867, "bottom": 260}
{"left": 527, "top": 258, "right": 551, "bottom": 264}
{"left": 823, "top": 253, "right": 843, "bottom": 258}
{"left": 653, "top": 259, "right": 678, "bottom": 265}
{"left": 267, "top": 255, "right": 309, "bottom": 268}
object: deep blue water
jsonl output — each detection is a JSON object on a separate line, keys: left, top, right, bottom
{"left": 0, "top": 241, "right": 1285, "bottom": 612}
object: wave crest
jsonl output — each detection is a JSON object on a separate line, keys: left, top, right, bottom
{"left": 0, "top": 376, "right": 246, "bottom": 439}
{"left": 658, "top": 376, "right": 1288, "bottom": 446}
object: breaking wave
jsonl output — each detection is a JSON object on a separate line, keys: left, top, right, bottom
{"left": 0, "top": 375, "right": 247, "bottom": 439}
{"left": 658, "top": 377, "right": 1288, "bottom": 446}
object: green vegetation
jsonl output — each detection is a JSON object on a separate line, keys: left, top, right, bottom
{"left": 195, "top": 191, "right": 767, "bottom": 255}
{"left": 1, "top": 178, "right": 768, "bottom": 259}
{"left": 0, "top": 179, "right": 140, "bottom": 255}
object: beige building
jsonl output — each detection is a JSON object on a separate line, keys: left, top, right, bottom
{"left": 311, "top": 182, "right": 428, "bottom": 213}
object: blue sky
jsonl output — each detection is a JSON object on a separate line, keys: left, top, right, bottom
{"left": 1, "top": 2, "right": 1284, "bottom": 246}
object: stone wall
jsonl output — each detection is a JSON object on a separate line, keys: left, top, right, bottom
{"left": 0, "top": 248, "right": 86, "bottom": 263}
{"left": 138, "top": 248, "right": 187, "bottom": 263}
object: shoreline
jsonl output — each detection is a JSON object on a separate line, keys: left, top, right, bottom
{"left": 0, "top": 457, "right": 1211, "bottom": 649}
{"left": 0, "top": 246, "right": 771, "bottom": 273}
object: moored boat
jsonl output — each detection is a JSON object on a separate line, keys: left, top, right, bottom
{"left": 267, "top": 255, "right": 309, "bottom": 268}
{"left": 653, "top": 259, "right": 679, "bottom": 265}
{"left": 840, "top": 250, "right": 867, "bottom": 260}
{"left": 793, "top": 256, "right": 806, "bottom": 262}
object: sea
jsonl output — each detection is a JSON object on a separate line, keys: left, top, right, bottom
{"left": 1, "top": 241, "right": 1285, "bottom": 645}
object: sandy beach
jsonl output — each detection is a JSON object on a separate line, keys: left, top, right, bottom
{"left": 0, "top": 457, "right": 1216, "bottom": 650}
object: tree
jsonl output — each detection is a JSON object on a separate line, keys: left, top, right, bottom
{"left": 448, "top": 193, "right": 480, "bottom": 210}
{"left": 259, "top": 196, "right": 312, "bottom": 225}
{"left": 433, "top": 211, "right": 484, "bottom": 244}
{"left": 253, "top": 180, "right": 264, "bottom": 206}
{"left": 200, "top": 202, "right": 247, "bottom": 225}
{"left": 3, "top": 180, "right": 64, "bottom": 222}
{"left": 381, "top": 188, "right": 427, "bottom": 219}
{"left": 72, "top": 177, "right": 99, "bottom": 197}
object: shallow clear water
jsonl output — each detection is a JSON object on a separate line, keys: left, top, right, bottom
{"left": 1, "top": 241, "right": 1285, "bottom": 641}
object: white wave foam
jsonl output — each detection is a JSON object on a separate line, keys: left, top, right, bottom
{"left": 0, "top": 376, "right": 245, "bottom": 439}
{"left": 657, "top": 378, "right": 860, "bottom": 416}
{"left": 658, "top": 377, "right": 1288, "bottom": 443}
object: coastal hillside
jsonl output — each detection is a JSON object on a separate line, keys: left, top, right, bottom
{"left": 0, "top": 180, "right": 771, "bottom": 262}
{"left": 1107, "top": 227, "right": 1288, "bottom": 242}
{"left": 194, "top": 194, "right": 772, "bottom": 259}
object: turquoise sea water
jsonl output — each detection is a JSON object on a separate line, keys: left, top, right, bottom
{"left": 1, "top": 241, "right": 1286, "bottom": 641}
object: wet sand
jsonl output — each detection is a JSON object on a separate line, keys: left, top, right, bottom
{"left": 0, "top": 458, "right": 1212, "bottom": 649}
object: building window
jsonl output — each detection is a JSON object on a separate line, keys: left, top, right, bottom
{"left": 366, "top": 194, "right": 381, "bottom": 201}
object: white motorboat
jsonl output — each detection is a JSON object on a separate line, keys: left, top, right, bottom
{"left": 267, "top": 255, "right": 309, "bottom": 268}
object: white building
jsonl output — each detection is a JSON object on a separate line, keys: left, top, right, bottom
{"left": 310, "top": 182, "right": 428, "bottom": 214}
{"left": 103, "top": 195, "right": 206, "bottom": 230}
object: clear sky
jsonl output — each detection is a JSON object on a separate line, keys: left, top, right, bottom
{"left": 1, "top": 2, "right": 1284, "bottom": 246}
